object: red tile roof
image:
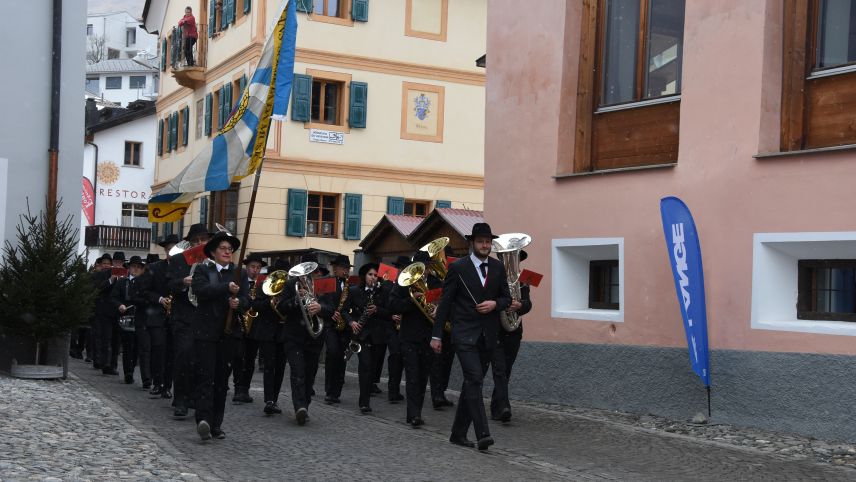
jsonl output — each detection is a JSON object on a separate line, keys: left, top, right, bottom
{"left": 386, "top": 214, "right": 423, "bottom": 237}
{"left": 434, "top": 208, "right": 484, "bottom": 238}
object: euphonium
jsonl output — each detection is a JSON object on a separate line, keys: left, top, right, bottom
{"left": 287, "top": 262, "right": 325, "bottom": 338}
{"left": 419, "top": 237, "right": 450, "bottom": 281}
{"left": 397, "top": 262, "right": 436, "bottom": 325}
{"left": 241, "top": 281, "right": 259, "bottom": 333}
{"left": 262, "top": 270, "right": 290, "bottom": 322}
{"left": 492, "top": 233, "right": 532, "bottom": 332}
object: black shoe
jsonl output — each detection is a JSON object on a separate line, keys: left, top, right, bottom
{"left": 477, "top": 436, "right": 494, "bottom": 451}
{"left": 388, "top": 393, "right": 404, "bottom": 403}
{"left": 174, "top": 406, "right": 188, "bottom": 418}
{"left": 499, "top": 407, "right": 512, "bottom": 423}
{"left": 360, "top": 406, "right": 372, "bottom": 413}
{"left": 370, "top": 384, "right": 382, "bottom": 395}
{"left": 149, "top": 385, "right": 163, "bottom": 398}
{"left": 409, "top": 416, "right": 424, "bottom": 428}
{"left": 264, "top": 401, "right": 276, "bottom": 415}
{"left": 84, "top": 357, "right": 92, "bottom": 363}
{"left": 232, "top": 391, "right": 254, "bottom": 404}
{"left": 324, "top": 396, "right": 340, "bottom": 404}
{"left": 433, "top": 399, "right": 446, "bottom": 410}
{"left": 124, "top": 374, "right": 134, "bottom": 384}
{"left": 450, "top": 436, "right": 475, "bottom": 448}
{"left": 161, "top": 389, "right": 173, "bottom": 399}
{"left": 296, "top": 408, "right": 308, "bottom": 426}
{"left": 142, "top": 381, "right": 152, "bottom": 390}
{"left": 211, "top": 427, "right": 226, "bottom": 439}
{"left": 272, "top": 403, "right": 282, "bottom": 414}
{"left": 70, "top": 352, "right": 83, "bottom": 360}
{"left": 442, "top": 399, "right": 454, "bottom": 407}
{"left": 102, "top": 368, "right": 118, "bottom": 375}
{"left": 93, "top": 362, "right": 101, "bottom": 369}
{"left": 197, "top": 420, "right": 211, "bottom": 440}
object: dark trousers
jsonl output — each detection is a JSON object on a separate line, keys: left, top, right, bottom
{"left": 284, "top": 340, "right": 309, "bottom": 411}
{"left": 227, "top": 337, "right": 244, "bottom": 391}
{"left": 304, "top": 344, "right": 322, "bottom": 403}
{"left": 386, "top": 332, "right": 404, "bottom": 395}
{"left": 89, "top": 316, "right": 101, "bottom": 366}
{"left": 135, "top": 326, "right": 151, "bottom": 384}
{"left": 238, "top": 338, "right": 259, "bottom": 391}
{"left": 451, "top": 338, "right": 493, "bottom": 440}
{"left": 491, "top": 329, "right": 522, "bottom": 417}
{"left": 172, "top": 322, "right": 195, "bottom": 408}
{"left": 183, "top": 37, "right": 196, "bottom": 65}
{"left": 98, "top": 315, "right": 120, "bottom": 370}
{"left": 260, "top": 340, "right": 286, "bottom": 404}
{"left": 71, "top": 327, "right": 89, "bottom": 357}
{"left": 430, "top": 333, "right": 454, "bottom": 401}
{"left": 194, "top": 338, "right": 233, "bottom": 429}
{"left": 324, "top": 329, "right": 347, "bottom": 398}
{"left": 402, "top": 340, "right": 433, "bottom": 420}
{"left": 119, "top": 329, "right": 137, "bottom": 378}
{"left": 357, "top": 343, "right": 374, "bottom": 408}
{"left": 149, "top": 325, "right": 173, "bottom": 389}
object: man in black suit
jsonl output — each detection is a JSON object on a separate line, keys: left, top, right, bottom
{"left": 111, "top": 255, "right": 151, "bottom": 386}
{"left": 191, "top": 231, "right": 249, "bottom": 441}
{"left": 431, "top": 223, "right": 511, "bottom": 451}
{"left": 300, "top": 254, "right": 328, "bottom": 402}
{"left": 90, "top": 253, "right": 113, "bottom": 371}
{"left": 167, "top": 223, "right": 211, "bottom": 418}
{"left": 322, "top": 254, "right": 354, "bottom": 405}
{"left": 233, "top": 253, "right": 267, "bottom": 404}
{"left": 372, "top": 256, "right": 409, "bottom": 403}
{"left": 146, "top": 246, "right": 174, "bottom": 399}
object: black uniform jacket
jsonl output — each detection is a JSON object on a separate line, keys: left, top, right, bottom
{"left": 190, "top": 261, "right": 249, "bottom": 342}
{"left": 111, "top": 273, "right": 153, "bottom": 327}
{"left": 145, "top": 260, "right": 171, "bottom": 327}
{"left": 319, "top": 277, "right": 355, "bottom": 333}
{"left": 388, "top": 278, "right": 438, "bottom": 344}
{"left": 167, "top": 252, "right": 196, "bottom": 325}
{"left": 432, "top": 256, "right": 512, "bottom": 347}
{"left": 93, "top": 269, "right": 117, "bottom": 318}
{"left": 349, "top": 281, "right": 393, "bottom": 343}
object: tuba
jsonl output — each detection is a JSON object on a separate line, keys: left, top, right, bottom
{"left": 419, "top": 237, "right": 450, "bottom": 281}
{"left": 398, "top": 262, "right": 436, "bottom": 325}
{"left": 287, "top": 262, "right": 326, "bottom": 338}
{"left": 492, "top": 233, "right": 531, "bottom": 332}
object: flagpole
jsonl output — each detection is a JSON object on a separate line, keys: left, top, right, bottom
{"left": 225, "top": 155, "right": 266, "bottom": 334}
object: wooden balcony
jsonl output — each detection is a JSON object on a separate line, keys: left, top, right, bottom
{"left": 84, "top": 225, "right": 151, "bottom": 250}
{"left": 169, "top": 24, "right": 207, "bottom": 89}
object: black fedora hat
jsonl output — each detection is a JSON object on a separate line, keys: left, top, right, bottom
{"left": 520, "top": 250, "right": 528, "bottom": 262}
{"left": 392, "top": 255, "right": 411, "bottom": 269}
{"left": 412, "top": 250, "right": 431, "bottom": 264}
{"left": 243, "top": 252, "right": 268, "bottom": 268}
{"left": 97, "top": 253, "right": 112, "bottom": 263}
{"left": 184, "top": 223, "right": 211, "bottom": 242}
{"left": 330, "top": 254, "right": 353, "bottom": 267}
{"left": 124, "top": 255, "right": 145, "bottom": 268}
{"left": 358, "top": 262, "right": 380, "bottom": 278}
{"left": 145, "top": 253, "right": 161, "bottom": 264}
{"left": 158, "top": 234, "right": 181, "bottom": 248}
{"left": 271, "top": 258, "right": 291, "bottom": 272}
{"left": 300, "top": 253, "right": 318, "bottom": 264}
{"left": 465, "top": 222, "right": 499, "bottom": 240}
{"left": 318, "top": 266, "right": 330, "bottom": 276}
{"left": 112, "top": 251, "right": 126, "bottom": 261}
{"left": 203, "top": 231, "right": 241, "bottom": 259}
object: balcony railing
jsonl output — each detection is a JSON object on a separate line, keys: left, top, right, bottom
{"left": 170, "top": 23, "right": 207, "bottom": 70}
{"left": 84, "top": 225, "right": 151, "bottom": 250}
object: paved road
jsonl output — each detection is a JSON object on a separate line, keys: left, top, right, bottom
{"left": 62, "top": 358, "right": 856, "bottom": 481}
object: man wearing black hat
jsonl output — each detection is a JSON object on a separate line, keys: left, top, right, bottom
{"left": 167, "top": 223, "right": 211, "bottom": 418}
{"left": 490, "top": 250, "right": 532, "bottom": 423}
{"left": 322, "top": 254, "right": 355, "bottom": 404}
{"left": 431, "top": 223, "right": 511, "bottom": 451}
{"left": 111, "top": 256, "right": 152, "bottom": 385}
{"left": 231, "top": 252, "right": 267, "bottom": 404}
{"left": 90, "top": 253, "right": 115, "bottom": 371}
{"left": 147, "top": 241, "right": 177, "bottom": 399}
{"left": 192, "top": 231, "right": 249, "bottom": 440}
{"left": 299, "top": 253, "right": 326, "bottom": 401}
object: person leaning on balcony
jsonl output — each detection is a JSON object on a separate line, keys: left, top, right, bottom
{"left": 178, "top": 6, "right": 198, "bottom": 67}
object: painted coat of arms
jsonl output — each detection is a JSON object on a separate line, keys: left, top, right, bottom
{"left": 413, "top": 93, "right": 431, "bottom": 121}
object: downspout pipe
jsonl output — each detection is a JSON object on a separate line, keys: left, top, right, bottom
{"left": 48, "top": 0, "right": 62, "bottom": 210}
{"left": 85, "top": 140, "right": 99, "bottom": 221}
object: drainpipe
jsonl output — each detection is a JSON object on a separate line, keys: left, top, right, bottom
{"left": 47, "top": 0, "right": 62, "bottom": 210}
{"left": 85, "top": 140, "right": 99, "bottom": 222}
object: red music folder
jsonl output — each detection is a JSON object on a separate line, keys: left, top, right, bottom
{"left": 182, "top": 244, "right": 208, "bottom": 264}
{"left": 255, "top": 274, "right": 267, "bottom": 285}
{"left": 518, "top": 269, "right": 543, "bottom": 287}
{"left": 424, "top": 288, "right": 443, "bottom": 304}
{"left": 378, "top": 263, "right": 399, "bottom": 282}
{"left": 111, "top": 266, "right": 128, "bottom": 277}
{"left": 348, "top": 275, "right": 361, "bottom": 286}
{"left": 313, "top": 277, "right": 336, "bottom": 295}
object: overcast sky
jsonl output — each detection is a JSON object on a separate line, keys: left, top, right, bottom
{"left": 88, "top": 0, "right": 145, "bottom": 18}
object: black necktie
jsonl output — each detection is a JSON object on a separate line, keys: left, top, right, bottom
{"left": 479, "top": 262, "right": 488, "bottom": 284}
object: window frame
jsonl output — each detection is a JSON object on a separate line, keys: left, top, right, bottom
{"left": 126, "top": 27, "right": 136, "bottom": 47}
{"left": 797, "top": 259, "right": 856, "bottom": 322}
{"left": 306, "top": 191, "right": 339, "bottom": 239}
{"left": 209, "top": 183, "right": 240, "bottom": 233}
{"left": 403, "top": 199, "right": 430, "bottom": 217}
{"left": 129, "top": 75, "right": 146, "bottom": 89}
{"left": 124, "top": 141, "right": 142, "bottom": 166}
{"left": 305, "top": 69, "right": 352, "bottom": 133}
{"left": 105, "top": 76, "right": 122, "bottom": 90}
{"left": 121, "top": 202, "right": 151, "bottom": 228}
{"left": 309, "top": 0, "right": 354, "bottom": 27}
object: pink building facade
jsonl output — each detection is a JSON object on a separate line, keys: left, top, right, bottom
{"left": 485, "top": 0, "right": 856, "bottom": 441}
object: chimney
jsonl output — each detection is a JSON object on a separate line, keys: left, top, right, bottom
{"left": 85, "top": 98, "right": 99, "bottom": 127}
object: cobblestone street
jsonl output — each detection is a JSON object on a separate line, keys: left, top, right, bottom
{"left": 2, "top": 359, "right": 856, "bottom": 481}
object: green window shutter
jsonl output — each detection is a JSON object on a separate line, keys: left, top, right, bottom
{"left": 209, "top": 0, "right": 217, "bottom": 36}
{"left": 151, "top": 223, "right": 159, "bottom": 243}
{"left": 171, "top": 112, "right": 178, "bottom": 151}
{"left": 296, "top": 0, "right": 313, "bottom": 13}
{"left": 218, "top": 88, "right": 225, "bottom": 129}
{"left": 387, "top": 196, "right": 404, "bottom": 215}
{"left": 231, "top": 0, "right": 237, "bottom": 24}
{"left": 343, "top": 193, "right": 363, "bottom": 240}
{"left": 351, "top": 0, "right": 368, "bottom": 21}
{"left": 224, "top": 82, "right": 233, "bottom": 121}
{"left": 244, "top": 0, "right": 251, "bottom": 14}
{"left": 204, "top": 93, "right": 212, "bottom": 136}
{"left": 286, "top": 188, "right": 308, "bottom": 237}
{"left": 348, "top": 81, "right": 367, "bottom": 128}
{"left": 200, "top": 196, "right": 209, "bottom": 225}
{"left": 239, "top": 75, "right": 247, "bottom": 100}
{"left": 157, "top": 118, "right": 163, "bottom": 155}
{"left": 167, "top": 113, "right": 174, "bottom": 151}
{"left": 221, "top": 0, "right": 230, "bottom": 29}
{"left": 161, "top": 39, "right": 167, "bottom": 70}
{"left": 291, "top": 73, "right": 312, "bottom": 122}
{"left": 182, "top": 106, "right": 190, "bottom": 146}
{"left": 435, "top": 200, "right": 451, "bottom": 209}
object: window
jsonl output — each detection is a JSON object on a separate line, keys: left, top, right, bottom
{"left": 121, "top": 203, "right": 151, "bottom": 228}
{"left": 313, "top": 0, "right": 342, "bottom": 17}
{"left": 311, "top": 78, "right": 344, "bottom": 125}
{"left": 210, "top": 184, "right": 239, "bottom": 233}
{"left": 178, "top": 107, "right": 187, "bottom": 147}
{"left": 589, "top": 260, "right": 620, "bottom": 309}
{"left": 292, "top": 70, "right": 361, "bottom": 132}
{"left": 798, "top": 260, "right": 856, "bottom": 322}
{"left": 107, "top": 48, "right": 120, "bottom": 59}
{"left": 87, "top": 24, "right": 94, "bottom": 36}
{"left": 85, "top": 77, "right": 99, "bottom": 94}
{"left": 196, "top": 99, "right": 204, "bottom": 139}
{"left": 126, "top": 28, "right": 136, "bottom": 47}
{"left": 404, "top": 200, "right": 429, "bottom": 217}
{"left": 307, "top": 192, "right": 338, "bottom": 238}
{"left": 124, "top": 142, "right": 142, "bottom": 166}
{"left": 212, "top": 89, "right": 221, "bottom": 132}
{"left": 567, "top": 0, "right": 685, "bottom": 174}
{"left": 129, "top": 76, "right": 146, "bottom": 89}
{"left": 105, "top": 76, "right": 122, "bottom": 89}
{"left": 781, "top": 0, "right": 856, "bottom": 151}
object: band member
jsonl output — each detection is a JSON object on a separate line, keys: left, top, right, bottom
{"left": 252, "top": 259, "right": 290, "bottom": 416}
{"left": 167, "top": 223, "right": 211, "bottom": 418}
{"left": 90, "top": 253, "right": 113, "bottom": 370}
{"left": 350, "top": 263, "right": 390, "bottom": 413}
{"left": 147, "top": 236, "right": 177, "bottom": 399}
{"left": 431, "top": 249, "right": 455, "bottom": 409}
{"left": 322, "top": 254, "right": 354, "bottom": 405}
{"left": 111, "top": 256, "right": 151, "bottom": 386}
{"left": 371, "top": 256, "right": 408, "bottom": 403}
{"left": 431, "top": 223, "right": 511, "bottom": 451}
{"left": 301, "top": 254, "right": 327, "bottom": 401}
{"left": 97, "top": 252, "right": 124, "bottom": 375}
{"left": 389, "top": 250, "right": 438, "bottom": 427}
{"left": 192, "top": 231, "right": 249, "bottom": 441}
{"left": 233, "top": 253, "right": 267, "bottom": 404}
{"left": 491, "top": 250, "right": 532, "bottom": 422}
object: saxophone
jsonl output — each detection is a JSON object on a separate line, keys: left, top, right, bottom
{"left": 334, "top": 279, "right": 350, "bottom": 331}
{"left": 344, "top": 287, "right": 374, "bottom": 361}
{"left": 241, "top": 280, "right": 259, "bottom": 334}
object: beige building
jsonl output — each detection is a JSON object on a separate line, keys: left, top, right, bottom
{"left": 142, "top": 0, "right": 485, "bottom": 261}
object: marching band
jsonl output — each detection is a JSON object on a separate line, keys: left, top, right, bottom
{"left": 79, "top": 221, "right": 535, "bottom": 451}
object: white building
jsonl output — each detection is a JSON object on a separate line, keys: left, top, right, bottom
{"left": 87, "top": 11, "right": 158, "bottom": 61}
{"left": 86, "top": 58, "right": 159, "bottom": 106}
{"left": 82, "top": 99, "right": 158, "bottom": 264}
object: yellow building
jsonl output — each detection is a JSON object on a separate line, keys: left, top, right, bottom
{"left": 142, "top": 0, "right": 485, "bottom": 263}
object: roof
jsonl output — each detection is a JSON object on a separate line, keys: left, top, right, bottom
{"left": 359, "top": 214, "right": 423, "bottom": 249}
{"left": 86, "top": 59, "right": 157, "bottom": 74}
{"left": 86, "top": 99, "right": 156, "bottom": 134}
{"left": 407, "top": 208, "right": 485, "bottom": 247}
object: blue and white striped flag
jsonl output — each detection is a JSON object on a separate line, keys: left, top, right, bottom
{"left": 149, "top": 0, "right": 297, "bottom": 222}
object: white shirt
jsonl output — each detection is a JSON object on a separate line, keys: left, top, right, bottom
{"left": 215, "top": 262, "right": 229, "bottom": 273}
{"left": 470, "top": 252, "right": 488, "bottom": 286}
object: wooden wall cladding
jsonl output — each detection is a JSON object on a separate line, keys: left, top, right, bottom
{"left": 591, "top": 101, "right": 680, "bottom": 171}
{"left": 805, "top": 70, "right": 856, "bottom": 149}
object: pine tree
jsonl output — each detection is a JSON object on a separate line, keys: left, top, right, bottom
{"left": 0, "top": 201, "right": 95, "bottom": 352}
